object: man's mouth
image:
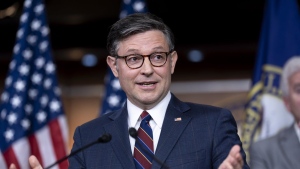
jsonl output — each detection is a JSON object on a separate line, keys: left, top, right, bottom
{"left": 138, "top": 82, "right": 156, "bottom": 86}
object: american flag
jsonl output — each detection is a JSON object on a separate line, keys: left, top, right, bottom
{"left": 0, "top": 0, "right": 68, "bottom": 168}
{"left": 100, "top": 0, "right": 148, "bottom": 115}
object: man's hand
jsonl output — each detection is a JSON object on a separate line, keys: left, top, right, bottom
{"left": 218, "top": 145, "right": 244, "bottom": 169}
{"left": 9, "top": 155, "right": 43, "bottom": 169}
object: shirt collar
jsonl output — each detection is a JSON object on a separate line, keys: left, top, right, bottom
{"left": 127, "top": 91, "right": 171, "bottom": 129}
{"left": 294, "top": 122, "right": 300, "bottom": 143}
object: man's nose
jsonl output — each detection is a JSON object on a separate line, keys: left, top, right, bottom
{"left": 140, "top": 57, "right": 154, "bottom": 73}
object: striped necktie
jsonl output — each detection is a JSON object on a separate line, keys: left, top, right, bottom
{"left": 134, "top": 111, "right": 154, "bottom": 169}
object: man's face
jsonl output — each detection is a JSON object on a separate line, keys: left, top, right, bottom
{"left": 284, "top": 71, "right": 300, "bottom": 123}
{"left": 107, "top": 30, "right": 178, "bottom": 110}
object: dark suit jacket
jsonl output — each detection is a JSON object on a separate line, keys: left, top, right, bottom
{"left": 68, "top": 94, "right": 249, "bottom": 169}
{"left": 250, "top": 124, "right": 300, "bottom": 169}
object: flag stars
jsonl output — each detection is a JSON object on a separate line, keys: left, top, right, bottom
{"left": 32, "top": 73, "right": 42, "bottom": 84}
{"left": 19, "top": 64, "right": 30, "bottom": 76}
{"left": 20, "top": 12, "right": 28, "bottom": 23}
{"left": 40, "top": 95, "right": 48, "bottom": 107}
{"left": 108, "top": 94, "right": 120, "bottom": 107}
{"left": 50, "top": 100, "right": 60, "bottom": 112}
{"left": 34, "top": 4, "right": 44, "bottom": 15}
{"left": 27, "top": 35, "right": 37, "bottom": 45}
{"left": 31, "top": 19, "right": 41, "bottom": 31}
{"left": 7, "top": 113, "right": 18, "bottom": 125}
{"left": 17, "top": 29, "right": 24, "bottom": 38}
{"left": 45, "top": 62, "right": 55, "bottom": 74}
{"left": 39, "top": 41, "right": 48, "bottom": 52}
{"left": 15, "top": 80, "right": 26, "bottom": 91}
{"left": 44, "top": 78, "right": 52, "bottom": 89}
{"left": 133, "top": 1, "right": 145, "bottom": 12}
{"left": 23, "top": 49, "right": 33, "bottom": 60}
{"left": 5, "top": 76, "right": 12, "bottom": 86}
{"left": 10, "top": 61, "right": 16, "bottom": 72}
{"left": 13, "top": 44, "right": 20, "bottom": 54}
{"left": 4, "top": 129, "right": 14, "bottom": 142}
{"left": 11, "top": 95, "right": 21, "bottom": 108}
{"left": 41, "top": 26, "right": 49, "bottom": 36}
{"left": 35, "top": 57, "right": 45, "bottom": 68}
{"left": 24, "top": 0, "right": 32, "bottom": 8}
{"left": 111, "top": 79, "right": 122, "bottom": 90}
{"left": 28, "top": 89, "right": 38, "bottom": 99}
{"left": 36, "top": 111, "right": 47, "bottom": 123}
{"left": 25, "top": 104, "right": 33, "bottom": 115}
{"left": 124, "top": 0, "right": 130, "bottom": 4}
{"left": 1, "top": 92, "right": 9, "bottom": 102}
{"left": 21, "top": 119, "right": 30, "bottom": 130}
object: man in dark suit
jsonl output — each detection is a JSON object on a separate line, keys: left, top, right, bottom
{"left": 249, "top": 56, "right": 300, "bottom": 169}
{"left": 10, "top": 12, "right": 249, "bottom": 169}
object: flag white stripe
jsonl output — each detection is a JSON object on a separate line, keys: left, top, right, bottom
{"left": 35, "top": 126, "right": 58, "bottom": 169}
{"left": 12, "top": 138, "right": 30, "bottom": 169}
{"left": 0, "top": 153, "right": 7, "bottom": 169}
{"left": 58, "top": 115, "right": 69, "bottom": 153}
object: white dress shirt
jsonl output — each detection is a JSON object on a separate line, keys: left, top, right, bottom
{"left": 127, "top": 91, "right": 171, "bottom": 154}
{"left": 294, "top": 122, "right": 300, "bottom": 143}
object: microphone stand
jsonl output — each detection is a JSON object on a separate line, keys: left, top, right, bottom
{"left": 44, "top": 133, "right": 112, "bottom": 169}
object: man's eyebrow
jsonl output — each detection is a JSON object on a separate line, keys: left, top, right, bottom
{"left": 124, "top": 47, "right": 166, "bottom": 54}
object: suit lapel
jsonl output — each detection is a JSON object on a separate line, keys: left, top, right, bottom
{"left": 279, "top": 125, "right": 300, "bottom": 168}
{"left": 153, "top": 95, "right": 191, "bottom": 169}
{"left": 103, "top": 106, "right": 136, "bottom": 169}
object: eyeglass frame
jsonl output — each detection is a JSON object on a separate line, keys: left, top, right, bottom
{"left": 115, "top": 49, "right": 174, "bottom": 69}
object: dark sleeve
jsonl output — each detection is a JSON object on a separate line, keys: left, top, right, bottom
{"left": 212, "top": 108, "right": 250, "bottom": 169}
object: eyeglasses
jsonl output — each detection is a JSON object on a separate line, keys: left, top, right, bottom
{"left": 116, "top": 50, "right": 174, "bottom": 69}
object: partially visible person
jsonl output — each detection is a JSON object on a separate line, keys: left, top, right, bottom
{"left": 10, "top": 12, "right": 249, "bottom": 169}
{"left": 250, "top": 56, "right": 300, "bottom": 168}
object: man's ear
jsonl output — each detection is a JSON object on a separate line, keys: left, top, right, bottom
{"left": 107, "top": 56, "right": 119, "bottom": 77}
{"left": 170, "top": 51, "right": 178, "bottom": 74}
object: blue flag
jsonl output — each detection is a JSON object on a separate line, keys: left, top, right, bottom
{"left": 0, "top": 0, "right": 68, "bottom": 168}
{"left": 241, "top": 0, "right": 300, "bottom": 162}
{"left": 100, "top": 0, "right": 148, "bottom": 115}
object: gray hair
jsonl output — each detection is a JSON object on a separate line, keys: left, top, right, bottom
{"left": 280, "top": 56, "right": 300, "bottom": 96}
{"left": 106, "top": 12, "right": 175, "bottom": 57}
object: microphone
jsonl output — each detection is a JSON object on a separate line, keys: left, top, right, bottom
{"left": 129, "top": 127, "right": 169, "bottom": 169}
{"left": 44, "top": 133, "right": 112, "bottom": 169}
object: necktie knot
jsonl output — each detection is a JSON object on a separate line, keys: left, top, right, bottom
{"left": 141, "top": 111, "right": 151, "bottom": 123}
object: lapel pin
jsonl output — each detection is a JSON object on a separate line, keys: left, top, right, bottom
{"left": 174, "top": 117, "right": 182, "bottom": 121}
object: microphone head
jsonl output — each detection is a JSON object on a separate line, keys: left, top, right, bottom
{"left": 129, "top": 127, "right": 138, "bottom": 138}
{"left": 98, "top": 133, "right": 112, "bottom": 143}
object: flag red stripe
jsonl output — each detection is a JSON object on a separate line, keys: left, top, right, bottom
{"left": 28, "top": 134, "right": 44, "bottom": 167}
{"left": 3, "top": 147, "right": 20, "bottom": 169}
{"left": 49, "top": 119, "right": 69, "bottom": 169}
